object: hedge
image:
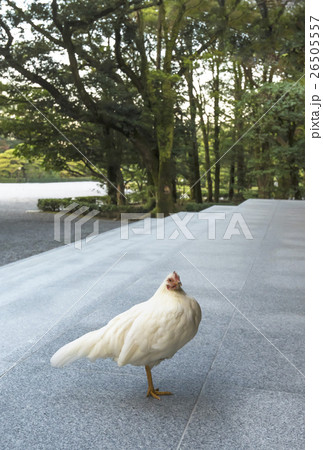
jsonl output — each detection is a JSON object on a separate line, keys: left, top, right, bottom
{"left": 37, "top": 197, "right": 225, "bottom": 215}
{"left": 37, "top": 197, "right": 150, "bottom": 215}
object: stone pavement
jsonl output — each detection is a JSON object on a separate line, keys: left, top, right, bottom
{"left": 0, "top": 199, "right": 304, "bottom": 449}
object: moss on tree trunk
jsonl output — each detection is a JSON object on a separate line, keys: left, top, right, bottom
{"left": 156, "top": 108, "right": 176, "bottom": 215}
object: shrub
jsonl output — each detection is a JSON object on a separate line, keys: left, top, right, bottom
{"left": 37, "top": 198, "right": 72, "bottom": 212}
{"left": 73, "top": 195, "right": 110, "bottom": 205}
{"left": 37, "top": 197, "right": 231, "bottom": 216}
{"left": 180, "top": 202, "right": 217, "bottom": 212}
{"left": 37, "top": 197, "right": 150, "bottom": 216}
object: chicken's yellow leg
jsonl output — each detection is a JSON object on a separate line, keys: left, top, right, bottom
{"left": 145, "top": 365, "right": 172, "bottom": 400}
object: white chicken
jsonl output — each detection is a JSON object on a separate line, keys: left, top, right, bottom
{"left": 50, "top": 271, "right": 201, "bottom": 399}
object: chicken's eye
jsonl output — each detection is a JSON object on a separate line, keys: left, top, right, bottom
{"left": 167, "top": 278, "right": 172, "bottom": 282}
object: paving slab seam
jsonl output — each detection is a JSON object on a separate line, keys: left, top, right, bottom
{"left": 203, "top": 271, "right": 305, "bottom": 378}
{"left": 0, "top": 256, "right": 157, "bottom": 378}
{"left": 175, "top": 200, "right": 303, "bottom": 449}
{"left": 0, "top": 252, "right": 128, "bottom": 380}
{"left": 1, "top": 239, "right": 216, "bottom": 379}
{"left": 179, "top": 220, "right": 305, "bottom": 378}
{"left": 163, "top": 205, "right": 278, "bottom": 450}
{"left": 0, "top": 200, "right": 295, "bottom": 385}
{"left": 175, "top": 308, "right": 240, "bottom": 450}
{"left": 192, "top": 201, "right": 304, "bottom": 375}
{"left": 0, "top": 200, "right": 304, "bottom": 450}
{"left": 175, "top": 244, "right": 263, "bottom": 450}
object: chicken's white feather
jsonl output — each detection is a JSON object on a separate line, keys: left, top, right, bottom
{"left": 50, "top": 273, "right": 201, "bottom": 371}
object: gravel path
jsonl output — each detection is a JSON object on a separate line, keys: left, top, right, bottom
{"left": 0, "top": 182, "right": 120, "bottom": 267}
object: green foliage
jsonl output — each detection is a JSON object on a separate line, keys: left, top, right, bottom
{"left": 37, "top": 197, "right": 151, "bottom": 215}
{"left": 37, "top": 198, "right": 71, "bottom": 212}
{"left": 0, "top": 148, "right": 91, "bottom": 182}
{"left": 0, "top": 0, "right": 305, "bottom": 207}
{"left": 240, "top": 80, "right": 305, "bottom": 198}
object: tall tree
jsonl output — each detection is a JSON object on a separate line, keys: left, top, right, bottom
{"left": 0, "top": 0, "right": 305, "bottom": 206}
{"left": 195, "top": 88, "right": 212, "bottom": 202}
{"left": 232, "top": 60, "right": 246, "bottom": 200}
{"left": 211, "top": 57, "right": 221, "bottom": 203}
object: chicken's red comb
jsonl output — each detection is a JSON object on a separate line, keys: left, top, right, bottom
{"left": 173, "top": 271, "right": 180, "bottom": 281}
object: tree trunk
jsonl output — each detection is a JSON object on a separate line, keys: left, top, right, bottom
{"left": 152, "top": 3, "right": 186, "bottom": 214}
{"left": 257, "top": 176, "right": 273, "bottom": 198}
{"left": 287, "top": 122, "right": 302, "bottom": 199}
{"left": 190, "top": 138, "right": 202, "bottom": 203}
{"left": 172, "top": 178, "right": 177, "bottom": 203}
{"left": 213, "top": 60, "right": 221, "bottom": 203}
{"left": 233, "top": 62, "right": 245, "bottom": 200}
{"left": 196, "top": 92, "right": 212, "bottom": 202}
{"left": 228, "top": 156, "right": 235, "bottom": 201}
{"left": 116, "top": 167, "right": 125, "bottom": 205}
{"left": 132, "top": 131, "right": 159, "bottom": 202}
{"left": 146, "top": 1, "right": 186, "bottom": 214}
{"left": 257, "top": 142, "right": 273, "bottom": 198}
{"left": 103, "top": 128, "right": 124, "bottom": 205}
{"left": 157, "top": 156, "right": 175, "bottom": 214}
{"left": 290, "top": 167, "right": 302, "bottom": 199}
{"left": 276, "top": 175, "right": 290, "bottom": 199}
{"left": 107, "top": 163, "right": 123, "bottom": 205}
{"left": 146, "top": 170, "right": 156, "bottom": 196}
{"left": 204, "top": 117, "right": 213, "bottom": 202}
{"left": 185, "top": 41, "right": 202, "bottom": 203}
{"left": 155, "top": 101, "right": 176, "bottom": 215}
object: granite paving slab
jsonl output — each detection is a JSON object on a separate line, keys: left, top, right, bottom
{"left": 0, "top": 199, "right": 304, "bottom": 449}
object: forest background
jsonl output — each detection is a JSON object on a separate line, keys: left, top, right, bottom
{"left": 0, "top": 0, "right": 305, "bottom": 214}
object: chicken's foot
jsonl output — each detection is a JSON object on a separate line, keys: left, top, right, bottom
{"left": 145, "top": 365, "right": 172, "bottom": 400}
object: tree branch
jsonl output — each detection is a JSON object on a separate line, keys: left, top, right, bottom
{"left": 164, "top": 0, "right": 186, "bottom": 72}
{"left": 66, "top": 0, "right": 161, "bottom": 30}
{"left": 63, "top": 165, "right": 89, "bottom": 177}
{"left": 0, "top": 54, "right": 82, "bottom": 119}
{"left": 6, "top": 0, "right": 63, "bottom": 46}
{"left": 51, "top": 0, "right": 64, "bottom": 33}
{"left": 51, "top": 1, "right": 101, "bottom": 117}
{"left": 114, "top": 20, "right": 144, "bottom": 94}
{"left": 61, "top": 27, "right": 99, "bottom": 115}
{"left": 0, "top": 18, "right": 13, "bottom": 54}
{"left": 82, "top": 158, "right": 106, "bottom": 181}
{"left": 135, "top": 11, "right": 148, "bottom": 91}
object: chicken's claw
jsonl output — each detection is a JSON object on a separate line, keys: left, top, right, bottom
{"left": 146, "top": 387, "right": 173, "bottom": 400}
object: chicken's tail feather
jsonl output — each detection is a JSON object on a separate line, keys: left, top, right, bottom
{"left": 50, "top": 326, "right": 110, "bottom": 368}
